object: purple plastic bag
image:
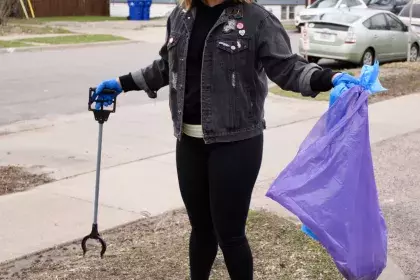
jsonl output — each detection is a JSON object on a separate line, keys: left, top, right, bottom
{"left": 266, "top": 86, "right": 387, "bottom": 280}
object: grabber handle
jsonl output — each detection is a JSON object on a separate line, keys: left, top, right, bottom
{"left": 88, "top": 87, "right": 117, "bottom": 123}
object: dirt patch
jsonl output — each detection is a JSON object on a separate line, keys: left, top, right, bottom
{"left": 339, "top": 62, "right": 420, "bottom": 103}
{"left": 370, "top": 62, "right": 420, "bottom": 103}
{"left": 0, "top": 165, "right": 54, "bottom": 196}
{"left": 0, "top": 210, "right": 343, "bottom": 280}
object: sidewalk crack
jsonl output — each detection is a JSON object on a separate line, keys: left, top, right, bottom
{"left": 51, "top": 192, "right": 151, "bottom": 217}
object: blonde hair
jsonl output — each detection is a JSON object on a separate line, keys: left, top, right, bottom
{"left": 179, "top": 0, "right": 252, "bottom": 10}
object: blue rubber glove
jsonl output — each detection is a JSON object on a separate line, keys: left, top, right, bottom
{"left": 332, "top": 73, "right": 359, "bottom": 87}
{"left": 92, "top": 79, "right": 123, "bottom": 110}
{"left": 330, "top": 73, "right": 359, "bottom": 107}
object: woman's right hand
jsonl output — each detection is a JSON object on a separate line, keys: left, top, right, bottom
{"left": 95, "top": 78, "right": 123, "bottom": 96}
{"left": 91, "top": 78, "right": 123, "bottom": 108}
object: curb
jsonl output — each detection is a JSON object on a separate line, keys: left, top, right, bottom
{"left": 0, "top": 211, "right": 153, "bottom": 267}
{"left": 0, "top": 40, "right": 140, "bottom": 54}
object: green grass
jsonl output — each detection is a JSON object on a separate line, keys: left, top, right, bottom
{"left": 269, "top": 70, "right": 359, "bottom": 101}
{"left": 0, "top": 24, "right": 71, "bottom": 36}
{"left": 270, "top": 86, "right": 331, "bottom": 101}
{"left": 18, "top": 34, "right": 127, "bottom": 45}
{"left": 0, "top": 34, "right": 127, "bottom": 48}
{"left": 283, "top": 24, "right": 297, "bottom": 31}
{"left": 9, "top": 16, "right": 127, "bottom": 24}
{"left": 0, "top": 40, "right": 30, "bottom": 48}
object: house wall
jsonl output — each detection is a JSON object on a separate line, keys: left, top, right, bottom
{"left": 110, "top": 0, "right": 305, "bottom": 21}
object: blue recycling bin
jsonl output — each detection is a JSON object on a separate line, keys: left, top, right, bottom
{"left": 128, "top": 0, "right": 143, "bottom": 21}
{"left": 143, "top": 0, "right": 152, "bottom": 20}
{"left": 127, "top": 0, "right": 152, "bottom": 21}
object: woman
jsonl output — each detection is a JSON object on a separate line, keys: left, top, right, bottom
{"left": 93, "top": 0, "right": 342, "bottom": 278}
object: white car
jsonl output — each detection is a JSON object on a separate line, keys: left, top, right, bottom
{"left": 399, "top": 2, "right": 420, "bottom": 35}
{"left": 295, "top": 0, "right": 368, "bottom": 31}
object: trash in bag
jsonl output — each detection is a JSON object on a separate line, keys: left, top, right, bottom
{"left": 266, "top": 61, "right": 388, "bottom": 280}
{"left": 301, "top": 61, "right": 387, "bottom": 242}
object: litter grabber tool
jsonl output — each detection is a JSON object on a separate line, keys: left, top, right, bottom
{"left": 81, "top": 87, "right": 118, "bottom": 258}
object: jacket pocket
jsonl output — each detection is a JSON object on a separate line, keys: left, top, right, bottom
{"left": 215, "top": 37, "right": 250, "bottom": 78}
{"left": 167, "top": 33, "right": 183, "bottom": 71}
{"left": 215, "top": 37, "right": 254, "bottom": 129}
{"left": 216, "top": 38, "right": 249, "bottom": 54}
{"left": 167, "top": 33, "right": 181, "bottom": 50}
{"left": 167, "top": 33, "right": 184, "bottom": 92}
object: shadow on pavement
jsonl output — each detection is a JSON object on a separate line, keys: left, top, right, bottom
{"left": 318, "top": 59, "right": 355, "bottom": 70}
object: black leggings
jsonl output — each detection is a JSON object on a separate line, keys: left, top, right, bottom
{"left": 176, "top": 133, "right": 263, "bottom": 280}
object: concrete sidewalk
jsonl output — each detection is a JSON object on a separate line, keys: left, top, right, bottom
{"left": 0, "top": 94, "right": 328, "bottom": 180}
{"left": 0, "top": 33, "right": 77, "bottom": 41}
{"left": 1, "top": 93, "right": 419, "bottom": 279}
{"left": 45, "top": 20, "right": 169, "bottom": 43}
{"left": 68, "top": 26, "right": 168, "bottom": 43}
{"left": 0, "top": 20, "right": 168, "bottom": 45}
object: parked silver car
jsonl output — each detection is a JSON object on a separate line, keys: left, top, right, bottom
{"left": 298, "top": 9, "right": 420, "bottom": 65}
{"left": 295, "top": 0, "right": 368, "bottom": 31}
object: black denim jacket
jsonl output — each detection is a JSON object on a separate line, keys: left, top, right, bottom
{"left": 127, "top": 3, "right": 329, "bottom": 144}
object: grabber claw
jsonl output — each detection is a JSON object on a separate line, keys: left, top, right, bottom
{"left": 81, "top": 224, "right": 107, "bottom": 258}
{"left": 80, "top": 87, "right": 116, "bottom": 259}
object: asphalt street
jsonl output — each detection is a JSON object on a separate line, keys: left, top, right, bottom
{"left": 0, "top": 32, "right": 302, "bottom": 126}
{"left": 0, "top": 42, "right": 168, "bottom": 126}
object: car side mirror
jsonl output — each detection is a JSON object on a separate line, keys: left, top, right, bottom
{"left": 403, "top": 25, "right": 409, "bottom": 32}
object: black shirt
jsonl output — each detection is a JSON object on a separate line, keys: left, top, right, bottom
{"left": 183, "top": 0, "right": 231, "bottom": 125}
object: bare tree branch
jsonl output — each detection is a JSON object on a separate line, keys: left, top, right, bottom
{"left": 0, "top": 0, "right": 19, "bottom": 26}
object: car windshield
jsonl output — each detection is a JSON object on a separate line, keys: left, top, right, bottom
{"left": 399, "top": 3, "right": 420, "bottom": 18}
{"left": 319, "top": 13, "right": 361, "bottom": 23}
{"left": 310, "top": 0, "right": 340, "bottom": 8}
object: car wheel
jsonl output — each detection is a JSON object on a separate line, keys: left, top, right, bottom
{"left": 410, "top": 44, "right": 419, "bottom": 62}
{"left": 361, "top": 49, "right": 374, "bottom": 66}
